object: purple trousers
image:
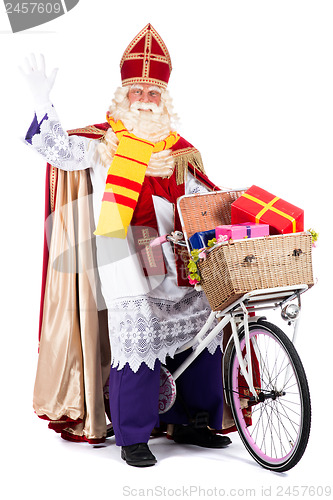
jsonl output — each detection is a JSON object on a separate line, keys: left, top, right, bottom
{"left": 109, "top": 348, "right": 223, "bottom": 446}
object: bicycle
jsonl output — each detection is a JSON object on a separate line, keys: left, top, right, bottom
{"left": 155, "top": 189, "right": 313, "bottom": 473}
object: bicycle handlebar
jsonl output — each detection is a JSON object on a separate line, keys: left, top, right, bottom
{"left": 150, "top": 231, "right": 187, "bottom": 248}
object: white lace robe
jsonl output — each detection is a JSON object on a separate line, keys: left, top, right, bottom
{"left": 27, "top": 105, "right": 222, "bottom": 372}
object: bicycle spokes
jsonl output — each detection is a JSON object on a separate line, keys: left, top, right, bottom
{"left": 228, "top": 321, "right": 311, "bottom": 472}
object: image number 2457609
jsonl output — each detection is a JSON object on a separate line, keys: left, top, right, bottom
{"left": 4, "top": 0, "right": 80, "bottom": 32}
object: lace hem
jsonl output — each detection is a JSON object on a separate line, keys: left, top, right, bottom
{"left": 108, "top": 291, "right": 222, "bottom": 372}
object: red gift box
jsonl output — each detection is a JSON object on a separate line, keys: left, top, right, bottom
{"left": 231, "top": 185, "right": 304, "bottom": 235}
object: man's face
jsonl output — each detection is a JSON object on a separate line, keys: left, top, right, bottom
{"left": 127, "top": 83, "right": 162, "bottom": 110}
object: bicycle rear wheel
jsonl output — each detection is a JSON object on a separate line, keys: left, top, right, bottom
{"left": 228, "top": 319, "right": 311, "bottom": 472}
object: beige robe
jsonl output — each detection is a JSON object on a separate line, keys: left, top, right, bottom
{"left": 34, "top": 167, "right": 111, "bottom": 441}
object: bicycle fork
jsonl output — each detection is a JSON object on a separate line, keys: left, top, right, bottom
{"left": 231, "top": 303, "right": 302, "bottom": 400}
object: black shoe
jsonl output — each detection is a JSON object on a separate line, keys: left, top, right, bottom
{"left": 172, "top": 425, "right": 232, "bottom": 449}
{"left": 106, "top": 423, "right": 115, "bottom": 438}
{"left": 121, "top": 443, "right": 157, "bottom": 467}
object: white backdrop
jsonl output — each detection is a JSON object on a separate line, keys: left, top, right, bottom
{"left": 1, "top": 1, "right": 332, "bottom": 498}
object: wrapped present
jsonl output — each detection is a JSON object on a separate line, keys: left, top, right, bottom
{"left": 231, "top": 185, "right": 304, "bottom": 234}
{"left": 189, "top": 229, "right": 215, "bottom": 249}
{"left": 215, "top": 224, "right": 247, "bottom": 242}
{"left": 237, "top": 222, "right": 270, "bottom": 238}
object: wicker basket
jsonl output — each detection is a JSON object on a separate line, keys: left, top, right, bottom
{"left": 178, "top": 189, "right": 245, "bottom": 241}
{"left": 198, "top": 233, "right": 314, "bottom": 311}
{"left": 177, "top": 191, "right": 314, "bottom": 312}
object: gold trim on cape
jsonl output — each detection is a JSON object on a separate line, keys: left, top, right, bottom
{"left": 67, "top": 125, "right": 108, "bottom": 138}
{"left": 172, "top": 147, "right": 206, "bottom": 185}
{"left": 49, "top": 165, "right": 57, "bottom": 213}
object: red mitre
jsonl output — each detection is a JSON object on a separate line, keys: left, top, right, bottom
{"left": 120, "top": 23, "right": 172, "bottom": 89}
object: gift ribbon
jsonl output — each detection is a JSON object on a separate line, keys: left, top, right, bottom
{"left": 242, "top": 193, "right": 296, "bottom": 232}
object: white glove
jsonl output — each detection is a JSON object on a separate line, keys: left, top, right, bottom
{"left": 20, "top": 53, "right": 58, "bottom": 115}
{"left": 146, "top": 149, "right": 175, "bottom": 178}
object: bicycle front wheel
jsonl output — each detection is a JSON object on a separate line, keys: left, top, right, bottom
{"left": 228, "top": 319, "right": 311, "bottom": 472}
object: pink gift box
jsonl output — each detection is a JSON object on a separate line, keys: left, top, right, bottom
{"left": 215, "top": 224, "right": 247, "bottom": 242}
{"left": 237, "top": 222, "right": 270, "bottom": 238}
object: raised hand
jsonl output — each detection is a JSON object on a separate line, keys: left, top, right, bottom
{"left": 20, "top": 53, "right": 58, "bottom": 109}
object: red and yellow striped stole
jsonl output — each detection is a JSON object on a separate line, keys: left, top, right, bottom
{"left": 94, "top": 117, "right": 180, "bottom": 238}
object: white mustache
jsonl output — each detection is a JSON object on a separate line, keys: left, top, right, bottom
{"left": 130, "top": 101, "right": 161, "bottom": 113}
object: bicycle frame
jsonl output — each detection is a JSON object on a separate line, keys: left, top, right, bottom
{"left": 172, "top": 283, "right": 308, "bottom": 402}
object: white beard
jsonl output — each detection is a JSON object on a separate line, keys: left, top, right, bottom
{"left": 98, "top": 87, "right": 178, "bottom": 176}
{"left": 109, "top": 91, "right": 173, "bottom": 143}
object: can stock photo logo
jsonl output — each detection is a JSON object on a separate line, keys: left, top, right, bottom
{"left": 3, "top": 0, "right": 79, "bottom": 32}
